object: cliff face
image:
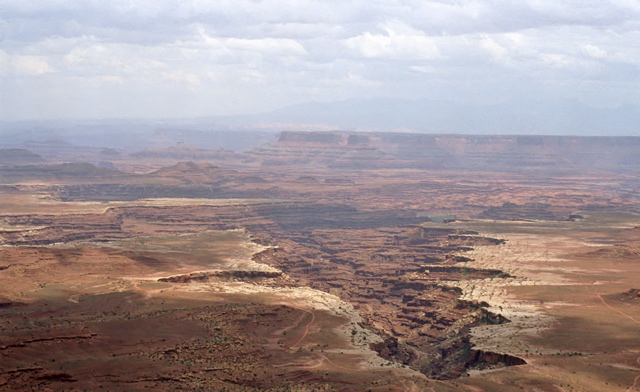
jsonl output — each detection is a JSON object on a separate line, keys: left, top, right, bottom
{"left": 258, "top": 131, "right": 640, "bottom": 172}
{"left": 251, "top": 131, "right": 396, "bottom": 169}
{"left": 0, "top": 199, "right": 522, "bottom": 379}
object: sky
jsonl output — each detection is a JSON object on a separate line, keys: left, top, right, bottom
{"left": 1, "top": 0, "right": 639, "bottom": 133}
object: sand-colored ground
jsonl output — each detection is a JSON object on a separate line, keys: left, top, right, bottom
{"left": 428, "top": 213, "right": 640, "bottom": 391}
{"left": 0, "top": 228, "right": 442, "bottom": 391}
{"left": 1, "top": 133, "right": 638, "bottom": 390}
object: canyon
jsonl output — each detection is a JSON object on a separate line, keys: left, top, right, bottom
{"left": 0, "top": 131, "right": 638, "bottom": 391}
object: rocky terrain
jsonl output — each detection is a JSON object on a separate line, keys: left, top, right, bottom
{"left": 253, "top": 131, "right": 640, "bottom": 172}
{"left": 0, "top": 148, "right": 45, "bottom": 165}
{"left": 0, "top": 130, "right": 638, "bottom": 391}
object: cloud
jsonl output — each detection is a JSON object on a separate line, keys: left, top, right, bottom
{"left": 0, "top": 49, "right": 53, "bottom": 76}
{"left": 479, "top": 35, "right": 511, "bottom": 65}
{"left": 195, "top": 26, "right": 307, "bottom": 57}
{"left": 345, "top": 21, "right": 441, "bottom": 60}
{"left": 0, "top": 0, "right": 638, "bottom": 129}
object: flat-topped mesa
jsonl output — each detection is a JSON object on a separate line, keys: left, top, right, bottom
{"left": 130, "top": 145, "right": 237, "bottom": 161}
{"left": 0, "top": 162, "right": 126, "bottom": 183}
{"left": 278, "top": 131, "right": 372, "bottom": 146}
{"left": 267, "top": 131, "right": 640, "bottom": 172}
{"left": 251, "top": 131, "right": 390, "bottom": 169}
{"left": 148, "top": 161, "right": 231, "bottom": 183}
{"left": 278, "top": 131, "right": 344, "bottom": 144}
{"left": 0, "top": 148, "right": 45, "bottom": 165}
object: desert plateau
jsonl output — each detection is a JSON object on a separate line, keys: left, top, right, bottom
{"left": 0, "top": 131, "right": 639, "bottom": 391}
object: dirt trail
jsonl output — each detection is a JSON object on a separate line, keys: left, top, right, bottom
{"left": 274, "top": 351, "right": 368, "bottom": 373}
{"left": 628, "top": 373, "right": 640, "bottom": 392}
{"left": 623, "top": 353, "right": 640, "bottom": 392}
{"left": 290, "top": 309, "right": 316, "bottom": 350}
{"left": 596, "top": 294, "right": 640, "bottom": 325}
{"left": 577, "top": 274, "right": 640, "bottom": 392}
{"left": 577, "top": 272, "right": 640, "bottom": 326}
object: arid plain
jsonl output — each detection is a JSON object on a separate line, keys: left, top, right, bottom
{"left": 0, "top": 132, "right": 639, "bottom": 391}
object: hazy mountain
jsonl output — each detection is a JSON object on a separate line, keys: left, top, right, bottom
{"left": 1, "top": 98, "right": 636, "bottom": 153}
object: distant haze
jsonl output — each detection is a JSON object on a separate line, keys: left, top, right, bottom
{"left": 1, "top": 1, "right": 639, "bottom": 136}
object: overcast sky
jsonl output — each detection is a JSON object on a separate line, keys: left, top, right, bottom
{"left": 1, "top": 0, "right": 639, "bottom": 130}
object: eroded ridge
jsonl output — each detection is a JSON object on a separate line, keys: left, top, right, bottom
{"left": 0, "top": 130, "right": 638, "bottom": 391}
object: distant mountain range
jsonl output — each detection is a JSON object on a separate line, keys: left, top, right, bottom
{"left": 0, "top": 97, "right": 637, "bottom": 150}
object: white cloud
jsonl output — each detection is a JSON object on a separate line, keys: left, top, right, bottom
{"left": 0, "top": 0, "right": 638, "bottom": 126}
{"left": 0, "top": 49, "right": 53, "bottom": 76}
{"left": 345, "top": 21, "right": 440, "bottom": 60}
{"left": 583, "top": 44, "right": 607, "bottom": 59}
{"left": 479, "top": 36, "right": 511, "bottom": 65}
{"left": 161, "top": 70, "right": 201, "bottom": 88}
{"left": 196, "top": 26, "right": 307, "bottom": 56}
{"left": 322, "top": 72, "right": 381, "bottom": 87}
